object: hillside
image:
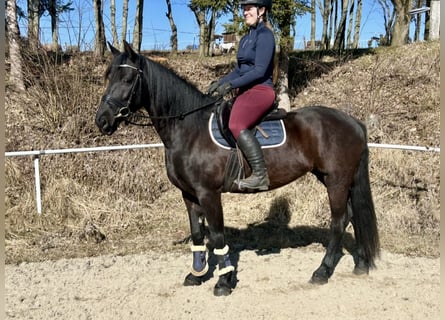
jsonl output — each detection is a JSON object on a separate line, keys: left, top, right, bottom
{"left": 5, "top": 41, "right": 440, "bottom": 264}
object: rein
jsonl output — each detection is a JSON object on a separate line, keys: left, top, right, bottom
{"left": 104, "top": 62, "right": 222, "bottom": 126}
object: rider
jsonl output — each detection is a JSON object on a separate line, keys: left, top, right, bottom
{"left": 207, "top": 0, "right": 275, "bottom": 191}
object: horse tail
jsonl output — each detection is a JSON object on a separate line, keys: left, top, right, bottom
{"left": 350, "top": 144, "right": 380, "bottom": 268}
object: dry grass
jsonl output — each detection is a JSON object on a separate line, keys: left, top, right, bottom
{"left": 5, "top": 41, "right": 439, "bottom": 264}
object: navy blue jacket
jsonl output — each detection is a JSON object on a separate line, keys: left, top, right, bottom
{"left": 219, "top": 22, "right": 275, "bottom": 90}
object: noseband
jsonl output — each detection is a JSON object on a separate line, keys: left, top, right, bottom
{"left": 101, "top": 64, "right": 143, "bottom": 120}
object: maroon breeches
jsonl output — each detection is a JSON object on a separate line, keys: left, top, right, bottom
{"left": 228, "top": 85, "right": 276, "bottom": 139}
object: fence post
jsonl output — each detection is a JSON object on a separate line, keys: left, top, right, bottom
{"left": 33, "top": 155, "right": 42, "bottom": 214}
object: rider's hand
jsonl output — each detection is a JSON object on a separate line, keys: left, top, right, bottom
{"left": 206, "top": 81, "right": 219, "bottom": 95}
{"left": 215, "top": 82, "right": 232, "bottom": 96}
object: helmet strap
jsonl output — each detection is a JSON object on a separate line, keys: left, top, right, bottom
{"left": 254, "top": 6, "right": 264, "bottom": 27}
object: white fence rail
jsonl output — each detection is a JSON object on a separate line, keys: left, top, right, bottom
{"left": 5, "top": 142, "right": 440, "bottom": 214}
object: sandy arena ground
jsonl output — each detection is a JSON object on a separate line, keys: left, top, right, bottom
{"left": 5, "top": 246, "right": 440, "bottom": 319}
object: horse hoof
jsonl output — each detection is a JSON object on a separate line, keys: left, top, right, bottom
{"left": 310, "top": 273, "right": 329, "bottom": 285}
{"left": 183, "top": 273, "right": 203, "bottom": 286}
{"left": 353, "top": 266, "right": 369, "bottom": 276}
{"left": 213, "top": 283, "right": 232, "bottom": 296}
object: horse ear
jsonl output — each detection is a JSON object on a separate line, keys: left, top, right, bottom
{"left": 123, "top": 40, "right": 138, "bottom": 63}
{"left": 108, "top": 42, "right": 121, "bottom": 56}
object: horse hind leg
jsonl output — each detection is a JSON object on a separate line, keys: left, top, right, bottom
{"left": 310, "top": 183, "right": 350, "bottom": 285}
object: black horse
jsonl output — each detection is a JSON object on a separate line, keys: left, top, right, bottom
{"left": 95, "top": 41, "right": 379, "bottom": 296}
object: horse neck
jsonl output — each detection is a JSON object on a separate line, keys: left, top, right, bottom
{"left": 142, "top": 59, "right": 213, "bottom": 146}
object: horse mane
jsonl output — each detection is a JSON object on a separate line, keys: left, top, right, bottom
{"left": 141, "top": 55, "right": 216, "bottom": 119}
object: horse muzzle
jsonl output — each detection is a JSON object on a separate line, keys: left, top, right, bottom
{"left": 95, "top": 116, "right": 114, "bottom": 135}
{"left": 95, "top": 101, "right": 119, "bottom": 135}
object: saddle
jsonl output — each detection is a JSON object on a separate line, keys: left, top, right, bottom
{"left": 212, "top": 99, "right": 287, "bottom": 149}
{"left": 209, "top": 99, "right": 288, "bottom": 192}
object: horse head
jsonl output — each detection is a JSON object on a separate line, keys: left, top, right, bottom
{"left": 95, "top": 41, "right": 145, "bottom": 135}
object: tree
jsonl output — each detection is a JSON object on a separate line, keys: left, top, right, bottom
{"left": 132, "top": 0, "right": 144, "bottom": 52}
{"left": 378, "top": 0, "right": 395, "bottom": 45}
{"left": 310, "top": 0, "right": 316, "bottom": 47}
{"left": 189, "top": 3, "right": 207, "bottom": 56}
{"left": 352, "top": 0, "right": 362, "bottom": 48}
{"left": 66, "top": 0, "right": 88, "bottom": 50}
{"left": 329, "top": 0, "right": 337, "bottom": 47}
{"left": 332, "top": 0, "right": 349, "bottom": 50}
{"left": 346, "top": 0, "right": 355, "bottom": 48}
{"left": 318, "top": 0, "right": 344, "bottom": 49}
{"left": 6, "top": 0, "right": 25, "bottom": 91}
{"left": 269, "top": 0, "right": 309, "bottom": 110}
{"left": 222, "top": 0, "right": 242, "bottom": 35}
{"left": 318, "top": 0, "right": 331, "bottom": 49}
{"left": 390, "top": 0, "right": 411, "bottom": 46}
{"left": 316, "top": 0, "right": 361, "bottom": 50}
{"left": 44, "top": 0, "right": 74, "bottom": 50}
{"left": 429, "top": 0, "right": 439, "bottom": 40}
{"left": 166, "top": 0, "right": 178, "bottom": 54}
{"left": 188, "top": 0, "right": 230, "bottom": 57}
{"left": 93, "top": 0, "right": 106, "bottom": 56}
{"left": 412, "top": 0, "right": 423, "bottom": 42}
{"left": 121, "top": 0, "right": 129, "bottom": 50}
{"left": 27, "top": 0, "right": 41, "bottom": 49}
{"left": 110, "top": 0, "right": 119, "bottom": 46}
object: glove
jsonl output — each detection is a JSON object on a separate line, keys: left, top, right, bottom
{"left": 215, "top": 82, "right": 233, "bottom": 96}
{"left": 206, "top": 81, "right": 219, "bottom": 95}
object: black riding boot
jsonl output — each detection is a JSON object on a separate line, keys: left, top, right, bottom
{"left": 236, "top": 129, "right": 270, "bottom": 191}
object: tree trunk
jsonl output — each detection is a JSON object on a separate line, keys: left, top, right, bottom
{"left": 93, "top": 0, "right": 106, "bottom": 56}
{"left": 413, "top": 0, "right": 422, "bottom": 42}
{"left": 276, "top": 48, "right": 290, "bottom": 111}
{"left": 121, "top": 0, "right": 129, "bottom": 50}
{"left": 310, "top": 0, "right": 316, "bottom": 48}
{"left": 327, "top": 0, "right": 335, "bottom": 48}
{"left": 165, "top": 0, "right": 178, "bottom": 54}
{"left": 319, "top": 0, "right": 330, "bottom": 49}
{"left": 346, "top": 0, "right": 355, "bottom": 48}
{"left": 333, "top": 0, "right": 349, "bottom": 50}
{"left": 27, "top": 0, "right": 40, "bottom": 49}
{"left": 49, "top": 0, "right": 59, "bottom": 51}
{"left": 378, "top": 0, "right": 395, "bottom": 45}
{"left": 352, "top": 0, "right": 362, "bottom": 48}
{"left": 429, "top": 0, "right": 439, "bottom": 40}
{"left": 191, "top": 8, "right": 207, "bottom": 57}
{"left": 198, "top": 14, "right": 207, "bottom": 57}
{"left": 206, "top": 9, "right": 217, "bottom": 57}
{"left": 110, "top": 0, "right": 119, "bottom": 46}
{"left": 276, "top": 22, "right": 293, "bottom": 112}
{"left": 331, "top": 0, "right": 338, "bottom": 41}
{"left": 6, "top": 0, "right": 25, "bottom": 91}
{"left": 391, "top": 0, "right": 411, "bottom": 46}
{"left": 132, "top": 0, "right": 144, "bottom": 52}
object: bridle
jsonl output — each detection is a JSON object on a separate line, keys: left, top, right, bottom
{"left": 101, "top": 58, "right": 224, "bottom": 126}
{"left": 101, "top": 63, "right": 143, "bottom": 121}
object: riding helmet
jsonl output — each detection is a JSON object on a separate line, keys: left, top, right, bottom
{"left": 239, "top": 0, "right": 272, "bottom": 10}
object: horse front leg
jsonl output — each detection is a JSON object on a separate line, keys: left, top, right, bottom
{"left": 203, "top": 192, "right": 235, "bottom": 296}
{"left": 182, "top": 192, "right": 209, "bottom": 286}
